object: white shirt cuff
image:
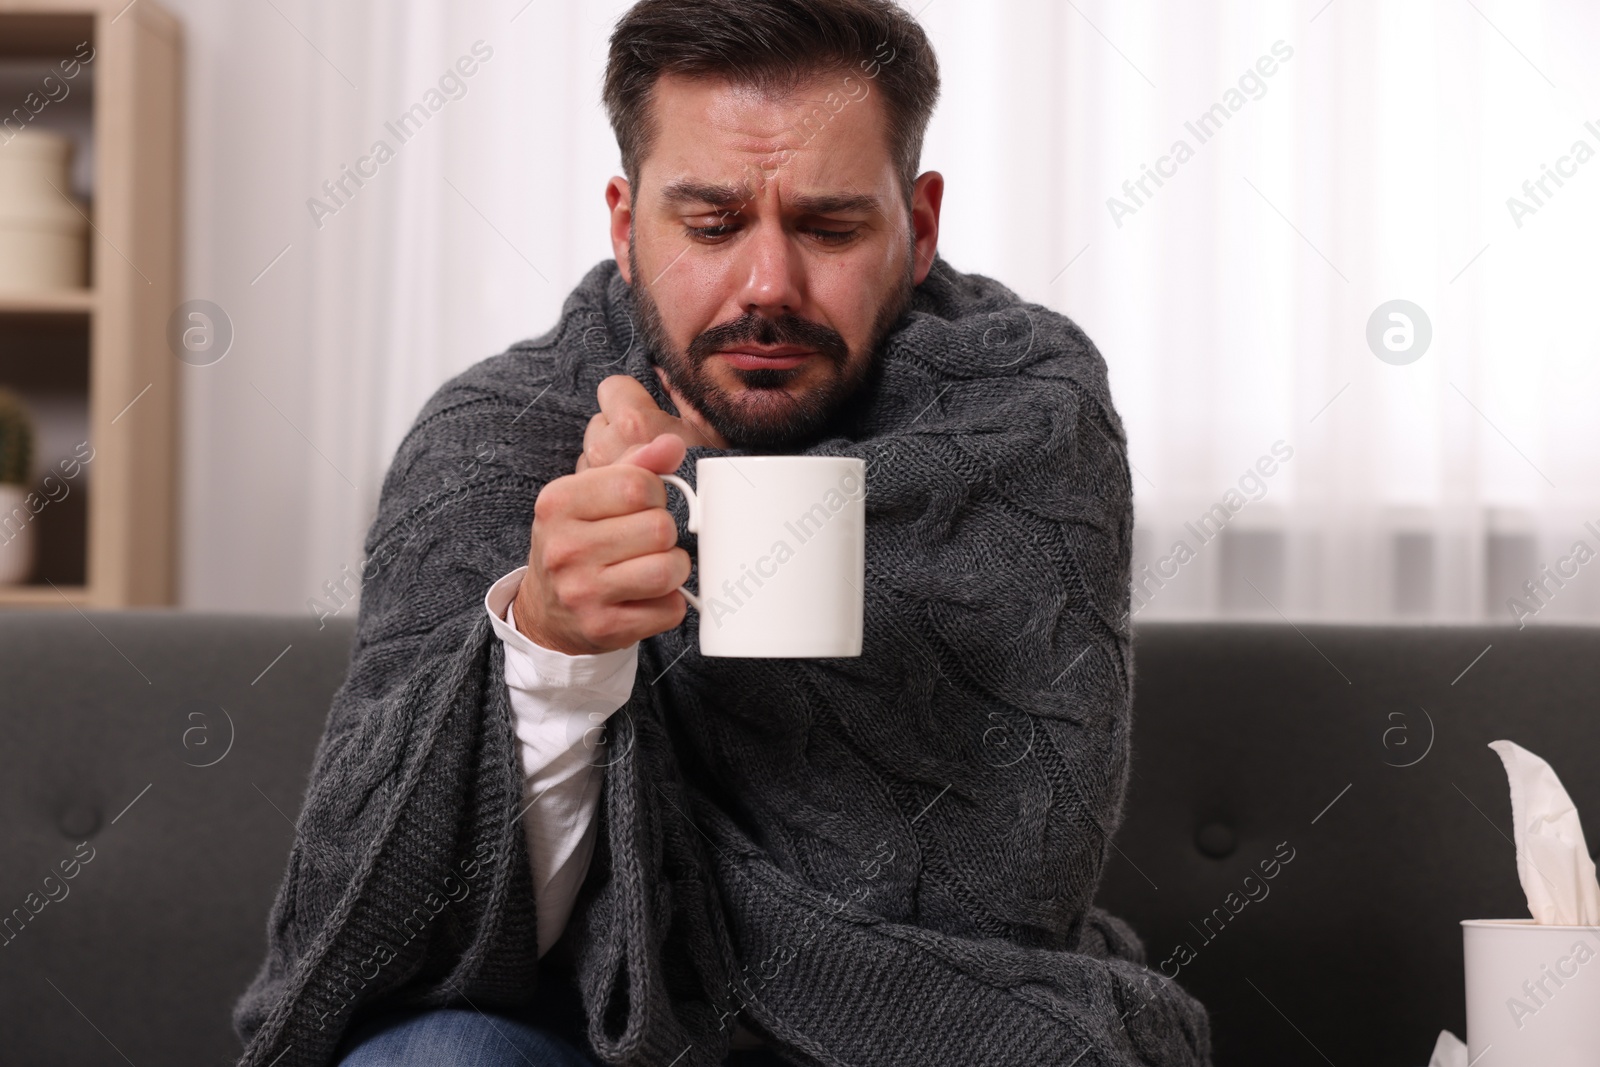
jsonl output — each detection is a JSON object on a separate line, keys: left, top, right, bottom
{"left": 485, "top": 566, "right": 639, "bottom": 692}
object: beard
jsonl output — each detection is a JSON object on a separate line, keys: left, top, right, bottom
{"left": 628, "top": 235, "right": 917, "bottom": 451}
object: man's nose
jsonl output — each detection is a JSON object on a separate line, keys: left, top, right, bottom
{"left": 733, "top": 219, "right": 805, "bottom": 316}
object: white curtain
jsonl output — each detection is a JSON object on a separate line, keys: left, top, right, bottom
{"left": 171, "top": 0, "right": 1600, "bottom": 626}
{"left": 927, "top": 0, "right": 1600, "bottom": 624}
{"left": 172, "top": 0, "right": 635, "bottom": 612}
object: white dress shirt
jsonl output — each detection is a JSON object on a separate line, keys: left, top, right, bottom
{"left": 484, "top": 566, "right": 765, "bottom": 1050}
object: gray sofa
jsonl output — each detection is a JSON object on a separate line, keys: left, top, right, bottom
{"left": 1, "top": 612, "right": 1592, "bottom": 1065}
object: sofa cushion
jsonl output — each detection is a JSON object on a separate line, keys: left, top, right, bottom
{"left": 0, "top": 610, "right": 356, "bottom": 1066}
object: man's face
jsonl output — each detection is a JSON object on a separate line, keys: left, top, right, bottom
{"left": 608, "top": 72, "right": 943, "bottom": 450}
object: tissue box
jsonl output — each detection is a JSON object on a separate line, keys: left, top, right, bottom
{"left": 0, "top": 129, "right": 89, "bottom": 291}
{"left": 1462, "top": 919, "right": 1600, "bottom": 1066}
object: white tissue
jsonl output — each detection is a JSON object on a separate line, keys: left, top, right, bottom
{"left": 1425, "top": 1029, "right": 1466, "bottom": 1067}
{"left": 1488, "top": 739, "right": 1600, "bottom": 925}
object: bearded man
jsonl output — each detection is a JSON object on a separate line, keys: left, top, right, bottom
{"left": 233, "top": 2, "right": 1212, "bottom": 1064}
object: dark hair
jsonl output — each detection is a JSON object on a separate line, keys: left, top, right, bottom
{"left": 603, "top": 0, "right": 940, "bottom": 208}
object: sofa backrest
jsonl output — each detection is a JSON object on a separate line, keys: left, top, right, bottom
{"left": 0, "top": 610, "right": 357, "bottom": 1065}
{"left": 1099, "top": 622, "right": 1600, "bottom": 1066}
{"left": 4, "top": 613, "right": 1596, "bottom": 1065}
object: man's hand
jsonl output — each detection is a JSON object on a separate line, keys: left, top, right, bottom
{"left": 575, "top": 373, "right": 728, "bottom": 473}
{"left": 516, "top": 432, "right": 693, "bottom": 655}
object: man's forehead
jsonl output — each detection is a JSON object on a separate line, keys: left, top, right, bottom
{"left": 653, "top": 70, "right": 861, "bottom": 125}
{"left": 642, "top": 72, "right": 892, "bottom": 203}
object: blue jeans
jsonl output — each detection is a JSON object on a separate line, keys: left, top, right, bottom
{"left": 335, "top": 1001, "right": 789, "bottom": 1066}
{"left": 336, "top": 1005, "right": 603, "bottom": 1066}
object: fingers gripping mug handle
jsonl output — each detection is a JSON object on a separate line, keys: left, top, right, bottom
{"left": 659, "top": 474, "right": 703, "bottom": 612}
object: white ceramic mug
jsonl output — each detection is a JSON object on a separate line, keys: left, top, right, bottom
{"left": 659, "top": 456, "right": 865, "bottom": 658}
{"left": 1462, "top": 918, "right": 1600, "bottom": 1066}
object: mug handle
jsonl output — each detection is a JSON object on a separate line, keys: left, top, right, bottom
{"left": 659, "top": 474, "right": 703, "bottom": 612}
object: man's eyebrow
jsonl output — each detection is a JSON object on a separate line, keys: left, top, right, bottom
{"left": 789, "top": 191, "right": 882, "bottom": 216}
{"left": 657, "top": 180, "right": 882, "bottom": 216}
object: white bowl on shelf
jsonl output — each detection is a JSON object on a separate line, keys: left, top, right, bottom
{"left": 0, "top": 129, "right": 89, "bottom": 291}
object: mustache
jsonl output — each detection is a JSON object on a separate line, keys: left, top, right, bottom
{"left": 687, "top": 312, "right": 849, "bottom": 367}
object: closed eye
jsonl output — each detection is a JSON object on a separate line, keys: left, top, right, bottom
{"left": 684, "top": 223, "right": 861, "bottom": 245}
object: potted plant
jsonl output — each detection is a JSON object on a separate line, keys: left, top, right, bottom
{"left": 0, "top": 388, "right": 36, "bottom": 585}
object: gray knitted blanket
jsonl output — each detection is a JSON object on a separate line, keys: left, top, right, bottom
{"left": 232, "top": 254, "right": 1212, "bottom": 1066}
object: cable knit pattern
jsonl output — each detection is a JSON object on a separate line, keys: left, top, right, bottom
{"left": 231, "top": 255, "right": 1212, "bottom": 1066}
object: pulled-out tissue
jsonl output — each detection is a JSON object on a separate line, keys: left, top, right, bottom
{"left": 1488, "top": 739, "right": 1600, "bottom": 925}
{"left": 1425, "top": 1029, "right": 1465, "bottom": 1067}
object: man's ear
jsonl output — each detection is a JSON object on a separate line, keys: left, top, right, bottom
{"left": 607, "top": 177, "right": 633, "bottom": 281}
{"left": 909, "top": 171, "right": 944, "bottom": 284}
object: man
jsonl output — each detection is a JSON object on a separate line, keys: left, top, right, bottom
{"left": 234, "top": 2, "right": 1212, "bottom": 1065}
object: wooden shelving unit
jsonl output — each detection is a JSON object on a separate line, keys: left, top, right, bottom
{"left": 0, "top": 290, "right": 95, "bottom": 314}
{"left": 0, "top": 0, "right": 181, "bottom": 608}
{"left": 0, "top": 582, "right": 87, "bottom": 606}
